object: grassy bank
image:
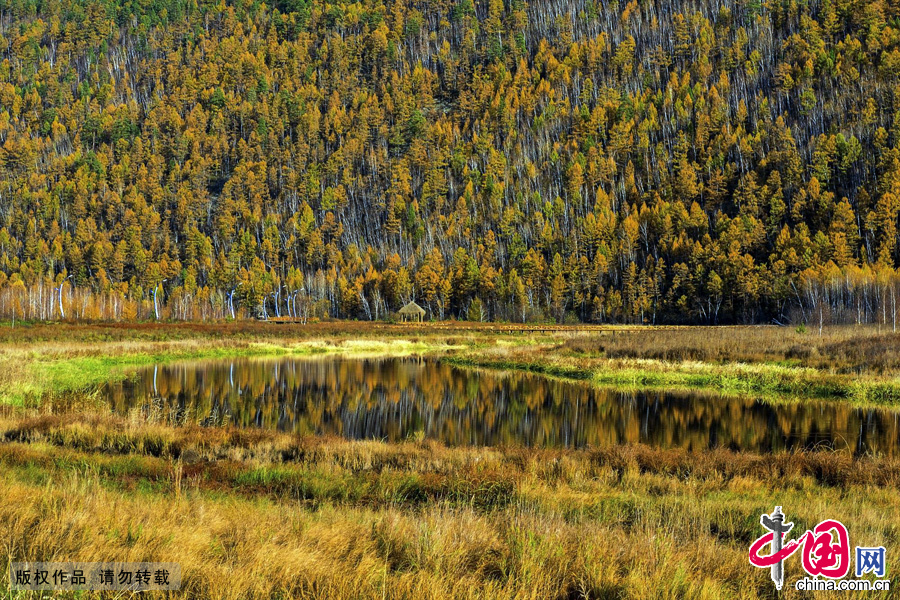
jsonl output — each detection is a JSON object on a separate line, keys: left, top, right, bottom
{"left": 0, "top": 334, "right": 466, "bottom": 407}
{"left": 445, "top": 326, "right": 900, "bottom": 405}
{"left": 1, "top": 412, "right": 897, "bottom": 599}
{"left": 5, "top": 322, "right": 900, "bottom": 407}
{"left": 443, "top": 353, "right": 876, "bottom": 404}
{"left": 2, "top": 323, "right": 899, "bottom": 598}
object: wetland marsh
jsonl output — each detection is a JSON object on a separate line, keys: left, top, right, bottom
{"left": 108, "top": 356, "right": 900, "bottom": 454}
{"left": 1, "top": 322, "right": 899, "bottom": 599}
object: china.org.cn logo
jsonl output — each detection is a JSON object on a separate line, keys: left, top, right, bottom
{"left": 749, "top": 506, "right": 890, "bottom": 592}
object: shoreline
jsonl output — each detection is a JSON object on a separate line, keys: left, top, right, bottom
{"left": 2, "top": 322, "right": 900, "bottom": 408}
{"left": 2, "top": 323, "right": 899, "bottom": 598}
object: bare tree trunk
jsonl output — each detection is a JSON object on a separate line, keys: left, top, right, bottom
{"left": 892, "top": 279, "right": 897, "bottom": 333}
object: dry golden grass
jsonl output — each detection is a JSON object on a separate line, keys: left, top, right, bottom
{"left": 1, "top": 411, "right": 899, "bottom": 599}
{"left": 1, "top": 323, "right": 899, "bottom": 598}
{"left": 557, "top": 324, "right": 900, "bottom": 374}
{"left": 4, "top": 412, "right": 900, "bottom": 489}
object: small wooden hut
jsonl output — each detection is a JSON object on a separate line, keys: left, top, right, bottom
{"left": 398, "top": 301, "right": 426, "bottom": 323}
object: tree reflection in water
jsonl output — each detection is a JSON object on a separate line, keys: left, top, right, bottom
{"left": 104, "top": 357, "right": 900, "bottom": 454}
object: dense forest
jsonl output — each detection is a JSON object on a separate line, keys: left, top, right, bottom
{"left": 3, "top": 0, "right": 900, "bottom": 324}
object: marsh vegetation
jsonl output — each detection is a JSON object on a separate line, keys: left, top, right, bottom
{"left": 1, "top": 323, "right": 899, "bottom": 598}
{"left": 2, "top": 411, "right": 898, "bottom": 599}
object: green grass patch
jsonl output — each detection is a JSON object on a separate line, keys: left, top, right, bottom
{"left": 1, "top": 339, "right": 460, "bottom": 407}
{"left": 442, "top": 354, "right": 900, "bottom": 408}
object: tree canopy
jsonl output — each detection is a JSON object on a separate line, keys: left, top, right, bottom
{"left": 2, "top": 0, "right": 900, "bottom": 324}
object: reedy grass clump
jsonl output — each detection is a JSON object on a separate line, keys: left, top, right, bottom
{"left": 4, "top": 412, "right": 900, "bottom": 489}
{"left": 558, "top": 323, "right": 900, "bottom": 374}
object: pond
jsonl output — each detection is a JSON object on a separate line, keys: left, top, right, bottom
{"left": 103, "top": 356, "right": 900, "bottom": 454}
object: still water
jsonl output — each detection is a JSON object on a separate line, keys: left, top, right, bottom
{"left": 103, "top": 357, "right": 900, "bottom": 454}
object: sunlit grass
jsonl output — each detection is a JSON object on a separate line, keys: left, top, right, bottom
{"left": 0, "top": 336, "right": 467, "bottom": 407}
{"left": 445, "top": 343, "right": 900, "bottom": 407}
{"left": 0, "top": 415, "right": 897, "bottom": 599}
{"left": 2, "top": 323, "right": 899, "bottom": 598}
{"left": 6, "top": 322, "right": 900, "bottom": 407}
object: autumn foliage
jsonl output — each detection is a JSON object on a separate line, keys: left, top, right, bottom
{"left": 3, "top": 0, "right": 900, "bottom": 323}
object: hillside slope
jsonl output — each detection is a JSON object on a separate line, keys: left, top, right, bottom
{"left": 1, "top": 0, "right": 899, "bottom": 323}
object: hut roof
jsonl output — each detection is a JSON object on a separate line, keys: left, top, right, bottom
{"left": 398, "top": 301, "right": 426, "bottom": 315}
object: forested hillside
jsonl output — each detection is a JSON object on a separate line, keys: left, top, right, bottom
{"left": 2, "top": 0, "right": 900, "bottom": 324}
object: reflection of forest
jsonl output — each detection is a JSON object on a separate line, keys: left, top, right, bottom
{"left": 105, "top": 358, "right": 900, "bottom": 454}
